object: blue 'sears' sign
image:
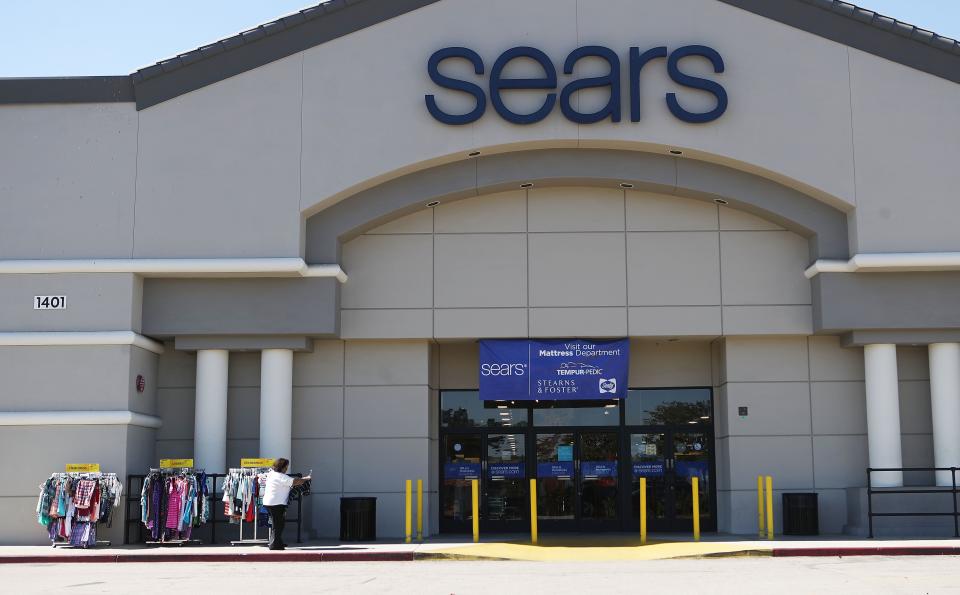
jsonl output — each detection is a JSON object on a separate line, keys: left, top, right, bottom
{"left": 479, "top": 339, "right": 629, "bottom": 401}
{"left": 426, "top": 45, "right": 727, "bottom": 126}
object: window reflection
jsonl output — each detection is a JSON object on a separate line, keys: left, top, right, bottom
{"left": 533, "top": 399, "right": 619, "bottom": 427}
{"left": 441, "top": 390, "right": 528, "bottom": 428}
{"left": 625, "top": 389, "right": 711, "bottom": 426}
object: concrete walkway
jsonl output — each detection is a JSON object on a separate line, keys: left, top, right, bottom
{"left": 2, "top": 534, "right": 958, "bottom": 563}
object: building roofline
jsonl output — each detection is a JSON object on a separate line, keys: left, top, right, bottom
{"left": 719, "top": 0, "right": 960, "bottom": 84}
{"left": 0, "top": 0, "right": 957, "bottom": 110}
{"left": 0, "top": 76, "right": 133, "bottom": 105}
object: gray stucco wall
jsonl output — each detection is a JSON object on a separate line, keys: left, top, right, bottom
{"left": 714, "top": 337, "right": 932, "bottom": 535}
{"left": 339, "top": 188, "right": 813, "bottom": 340}
{"left": 0, "top": 344, "right": 158, "bottom": 545}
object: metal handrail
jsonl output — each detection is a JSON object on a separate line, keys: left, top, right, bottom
{"left": 866, "top": 467, "right": 959, "bottom": 538}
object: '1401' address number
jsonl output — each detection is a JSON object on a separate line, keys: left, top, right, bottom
{"left": 34, "top": 295, "right": 67, "bottom": 310}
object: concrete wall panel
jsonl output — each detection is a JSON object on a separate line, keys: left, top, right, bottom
{"left": 341, "top": 310, "right": 433, "bottom": 339}
{"left": 134, "top": 55, "right": 302, "bottom": 258}
{"left": 0, "top": 103, "right": 137, "bottom": 259}
{"left": 722, "top": 382, "right": 811, "bottom": 436}
{"left": 529, "top": 233, "right": 626, "bottom": 307}
{"left": 293, "top": 387, "right": 344, "bottom": 439}
{"left": 294, "top": 341, "right": 345, "bottom": 387}
{"left": 434, "top": 234, "right": 527, "bottom": 308}
{"left": 434, "top": 191, "right": 526, "bottom": 233}
{"left": 626, "top": 192, "right": 719, "bottom": 232}
{"left": 529, "top": 307, "right": 627, "bottom": 338}
{"left": 720, "top": 232, "right": 811, "bottom": 305}
{"left": 724, "top": 337, "right": 809, "bottom": 383}
{"left": 341, "top": 235, "right": 434, "bottom": 309}
{"left": 434, "top": 309, "right": 527, "bottom": 339}
{"left": 0, "top": 274, "right": 140, "bottom": 332}
{"left": 0, "top": 345, "right": 133, "bottom": 412}
{"left": 528, "top": 187, "right": 624, "bottom": 232}
{"left": 628, "top": 306, "right": 722, "bottom": 337}
{"left": 345, "top": 341, "right": 430, "bottom": 386}
{"left": 627, "top": 232, "right": 721, "bottom": 306}
{"left": 810, "top": 382, "right": 867, "bottom": 435}
{"left": 344, "top": 386, "right": 431, "bottom": 439}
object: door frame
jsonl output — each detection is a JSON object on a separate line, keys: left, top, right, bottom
{"left": 437, "top": 387, "right": 718, "bottom": 534}
{"left": 621, "top": 424, "right": 718, "bottom": 533}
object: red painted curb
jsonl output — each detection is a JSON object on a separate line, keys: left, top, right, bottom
{"left": 0, "top": 552, "right": 416, "bottom": 564}
{"left": 773, "top": 547, "right": 960, "bottom": 557}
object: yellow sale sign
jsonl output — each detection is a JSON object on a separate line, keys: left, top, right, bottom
{"left": 241, "top": 458, "right": 274, "bottom": 468}
{"left": 160, "top": 458, "right": 194, "bottom": 468}
{"left": 66, "top": 464, "right": 100, "bottom": 472}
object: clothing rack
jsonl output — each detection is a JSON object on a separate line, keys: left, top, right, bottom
{"left": 39, "top": 471, "right": 122, "bottom": 548}
{"left": 142, "top": 467, "right": 207, "bottom": 546}
{"left": 124, "top": 473, "right": 305, "bottom": 545}
{"left": 226, "top": 467, "right": 271, "bottom": 546}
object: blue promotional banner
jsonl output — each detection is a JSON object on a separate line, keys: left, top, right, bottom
{"left": 537, "top": 461, "right": 575, "bottom": 478}
{"left": 581, "top": 461, "right": 618, "bottom": 478}
{"left": 444, "top": 462, "right": 481, "bottom": 480}
{"left": 557, "top": 445, "right": 574, "bottom": 462}
{"left": 479, "top": 338, "right": 629, "bottom": 400}
{"left": 632, "top": 461, "right": 665, "bottom": 478}
{"left": 488, "top": 463, "right": 524, "bottom": 479}
{"left": 675, "top": 460, "right": 709, "bottom": 480}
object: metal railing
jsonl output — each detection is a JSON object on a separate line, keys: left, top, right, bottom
{"left": 866, "top": 467, "right": 959, "bottom": 538}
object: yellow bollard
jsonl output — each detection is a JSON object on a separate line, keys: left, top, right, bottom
{"left": 640, "top": 477, "right": 647, "bottom": 545}
{"left": 692, "top": 476, "right": 700, "bottom": 542}
{"left": 416, "top": 479, "right": 423, "bottom": 541}
{"left": 757, "top": 475, "right": 765, "bottom": 538}
{"left": 471, "top": 479, "right": 480, "bottom": 543}
{"left": 765, "top": 475, "right": 774, "bottom": 540}
{"left": 405, "top": 479, "right": 412, "bottom": 544}
{"left": 529, "top": 478, "right": 538, "bottom": 544}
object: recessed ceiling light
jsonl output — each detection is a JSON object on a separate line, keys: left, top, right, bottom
{"left": 520, "top": 182, "right": 534, "bottom": 189}
{"left": 426, "top": 200, "right": 441, "bottom": 207}
{"left": 619, "top": 182, "right": 634, "bottom": 189}
{"left": 713, "top": 198, "right": 729, "bottom": 205}
{"left": 669, "top": 149, "right": 683, "bottom": 155}
{"left": 468, "top": 151, "right": 481, "bottom": 157}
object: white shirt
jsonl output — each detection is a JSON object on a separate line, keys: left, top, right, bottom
{"left": 262, "top": 470, "right": 294, "bottom": 506}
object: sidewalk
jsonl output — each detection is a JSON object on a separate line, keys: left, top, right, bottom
{"left": 1, "top": 534, "right": 958, "bottom": 564}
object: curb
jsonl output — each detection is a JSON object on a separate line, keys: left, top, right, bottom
{"left": 772, "top": 547, "right": 960, "bottom": 558}
{"left": 0, "top": 551, "right": 416, "bottom": 564}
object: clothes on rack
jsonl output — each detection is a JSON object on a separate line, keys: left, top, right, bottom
{"left": 36, "top": 472, "right": 123, "bottom": 548}
{"left": 140, "top": 469, "right": 209, "bottom": 541}
{"left": 222, "top": 468, "right": 268, "bottom": 526}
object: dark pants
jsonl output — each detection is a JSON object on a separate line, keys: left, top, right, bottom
{"left": 267, "top": 505, "right": 287, "bottom": 549}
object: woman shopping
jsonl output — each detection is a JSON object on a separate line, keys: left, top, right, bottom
{"left": 262, "top": 458, "right": 311, "bottom": 550}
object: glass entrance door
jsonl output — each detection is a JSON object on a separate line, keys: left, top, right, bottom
{"left": 627, "top": 428, "right": 714, "bottom": 532}
{"left": 535, "top": 431, "right": 620, "bottom": 530}
{"left": 485, "top": 433, "right": 527, "bottom": 532}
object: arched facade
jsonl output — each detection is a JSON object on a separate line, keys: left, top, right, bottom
{"left": 2, "top": 0, "right": 960, "bottom": 544}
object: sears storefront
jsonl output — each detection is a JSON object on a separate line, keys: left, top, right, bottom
{"left": 441, "top": 339, "right": 715, "bottom": 533}
{"left": 2, "top": 0, "right": 960, "bottom": 545}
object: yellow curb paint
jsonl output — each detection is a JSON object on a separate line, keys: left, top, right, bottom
{"left": 429, "top": 541, "right": 772, "bottom": 562}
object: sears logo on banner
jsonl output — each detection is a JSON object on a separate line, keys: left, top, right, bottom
{"left": 479, "top": 338, "right": 628, "bottom": 401}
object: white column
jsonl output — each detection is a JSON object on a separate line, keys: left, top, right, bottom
{"left": 864, "top": 344, "right": 903, "bottom": 488}
{"left": 194, "top": 349, "right": 229, "bottom": 473}
{"left": 259, "top": 349, "right": 294, "bottom": 464}
{"left": 929, "top": 343, "right": 960, "bottom": 487}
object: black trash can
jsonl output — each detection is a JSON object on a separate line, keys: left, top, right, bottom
{"left": 782, "top": 493, "right": 819, "bottom": 535}
{"left": 340, "top": 497, "right": 377, "bottom": 541}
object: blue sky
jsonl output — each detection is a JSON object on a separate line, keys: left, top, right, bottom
{"left": 0, "top": 1, "right": 957, "bottom": 77}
